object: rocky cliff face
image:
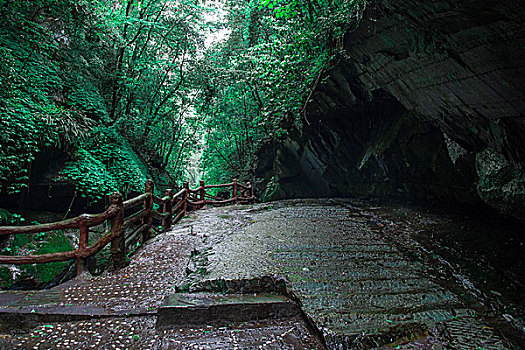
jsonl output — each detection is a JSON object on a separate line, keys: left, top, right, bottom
{"left": 256, "top": 0, "right": 525, "bottom": 220}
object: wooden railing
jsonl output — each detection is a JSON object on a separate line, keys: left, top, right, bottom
{"left": 0, "top": 179, "right": 254, "bottom": 276}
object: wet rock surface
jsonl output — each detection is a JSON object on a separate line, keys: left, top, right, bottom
{"left": 0, "top": 208, "right": 324, "bottom": 349}
{"left": 185, "top": 200, "right": 524, "bottom": 349}
{"left": 1, "top": 199, "right": 524, "bottom": 349}
{"left": 256, "top": 0, "right": 525, "bottom": 222}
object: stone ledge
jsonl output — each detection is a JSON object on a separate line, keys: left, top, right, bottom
{"left": 156, "top": 292, "right": 301, "bottom": 328}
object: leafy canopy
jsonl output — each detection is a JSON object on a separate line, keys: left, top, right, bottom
{"left": 0, "top": 0, "right": 204, "bottom": 199}
{"left": 0, "top": 0, "right": 365, "bottom": 200}
{"left": 195, "top": 0, "right": 365, "bottom": 183}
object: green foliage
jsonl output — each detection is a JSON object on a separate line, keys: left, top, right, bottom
{"left": 0, "top": 266, "right": 14, "bottom": 289}
{"left": 0, "top": 208, "right": 25, "bottom": 225}
{"left": 0, "top": 78, "right": 63, "bottom": 194}
{"left": 66, "top": 78, "right": 109, "bottom": 123}
{"left": 0, "top": 0, "right": 204, "bottom": 200}
{"left": 24, "top": 230, "right": 73, "bottom": 284}
{"left": 197, "top": 0, "right": 365, "bottom": 183}
{"left": 96, "top": 0, "right": 204, "bottom": 179}
{"left": 261, "top": 175, "right": 279, "bottom": 201}
{"left": 0, "top": 0, "right": 365, "bottom": 201}
{"left": 0, "top": 0, "right": 101, "bottom": 196}
{"left": 59, "top": 127, "right": 148, "bottom": 199}
{"left": 259, "top": 0, "right": 297, "bottom": 19}
{"left": 0, "top": 209, "right": 73, "bottom": 288}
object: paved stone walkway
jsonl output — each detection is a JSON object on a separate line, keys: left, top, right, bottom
{"left": 185, "top": 200, "right": 517, "bottom": 349}
{"left": 0, "top": 199, "right": 522, "bottom": 349}
{"left": 0, "top": 230, "right": 191, "bottom": 315}
{"left": 0, "top": 213, "right": 324, "bottom": 349}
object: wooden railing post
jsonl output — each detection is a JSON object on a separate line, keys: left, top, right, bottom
{"left": 247, "top": 182, "right": 254, "bottom": 203}
{"left": 109, "top": 192, "right": 125, "bottom": 269}
{"left": 183, "top": 181, "right": 189, "bottom": 214}
{"left": 163, "top": 189, "right": 174, "bottom": 231}
{"left": 77, "top": 221, "right": 89, "bottom": 276}
{"left": 0, "top": 179, "right": 257, "bottom": 271}
{"left": 142, "top": 179, "right": 154, "bottom": 242}
{"left": 232, "top": 178, "right": 238, "bottom": 204}
{"left": 199, "top": 180, "right": 205, "bottom": 208}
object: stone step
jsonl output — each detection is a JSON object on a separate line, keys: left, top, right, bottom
{"left": 313, "top": 308, "right": 475, "bottom": 333}
{"left": 272, "top": 244, "right": 396, "bottom": 253}
{"left": 282, "top": 268, "right": 421, "bottom": 283}
{"left": 291, "top": 277, "right": 439, "bottom": 295}
{"left": 299, "top": 289, "right": 459, "bottom": 312}
{"left": 156, "top": 292, "right": 301, "bottom": 328}
{"left": 272, "top": 250, "right": 403, "bottom": 261}
{"left": 274, "top": 257, "right": 415, "bottom": 269}
{"left": 0, "top": 304, "right": 156, "bottom": 333}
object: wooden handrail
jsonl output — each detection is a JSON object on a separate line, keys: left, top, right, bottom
{"left": 238, "top": 196, "right": 256, "bottom": 203}
{"left": 0, "top": 249, "right": 78, "bottom": 265}
{"left": 142, "top": 179, "right": 154, "bottom": 242}
{"left": 204, "top": 192, "right": 225, "bottom": 200}
{"left": 203, "top": 183, "right": 234, "bottom": 189}
{"left": 162, "top": 189, "right": 174, "bottom": 231}
{"left": 152, "top": 210, "right": 170, "bottom": 220}
{"left": 123, "top": 209, "right": 151, "bottom": 228}
{"left": 81, "top": 229, "right": 118, "bottom": 259}
{"left": 152, "top": 194, "right": 171, "bottom": 206}
{"left": 233, "top": 179, "right": 238, "bottom": 204}
{"left": 110, "top": 193, "right": 125, "bottom": 269}
{"left": 0, "top": 209, "right": 116, "bottom": 236}
{"left": 123, "top": 193, "right": 150, "bottom": 210}
{"left": 173, "top": 199, "right": 185, "bottom": 212}
{"left": 173, "top": 188, "right": 187, "bottom": 198}
{"left": 187, "top": 199, "right": 206, "bottom": 206}
{"left": 204, "top": 198, "right": 237, "bottom": 205}
{"left": 0, "top": 178, "right": 254, "bottom": 276}
{"left": 173, "top": 210, "right": 185, "bottom": 224}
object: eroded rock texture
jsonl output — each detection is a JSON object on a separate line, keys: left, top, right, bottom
{"left": 256, "top": 0, "right": 525, "bottom": 220}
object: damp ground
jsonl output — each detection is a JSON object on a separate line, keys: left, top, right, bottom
{"left": 183, "top": 199, "right": 524, "bottom": 349}
{"left": 0, "top": 199, "right": 524, "bottom": 349}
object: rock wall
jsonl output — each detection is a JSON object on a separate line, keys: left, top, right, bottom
{"left": 256, "top": 0, "right": 525, "bottom": 220}
{"left": 0, "top": 146, "right": 168, "bottom": 215}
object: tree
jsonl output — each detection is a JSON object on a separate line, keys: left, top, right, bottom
{"left": 195, "top": 0, "right": 365, "bottom": 183}
{"left": 0, "top": 0, "right": 204, "bottom": 199}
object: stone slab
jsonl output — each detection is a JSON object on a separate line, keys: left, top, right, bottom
{"left": 0, "top": 303, "right": 155, "bottom": 332}
{"left": 156, "top": 292, "right": 301, "bottom": 328}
